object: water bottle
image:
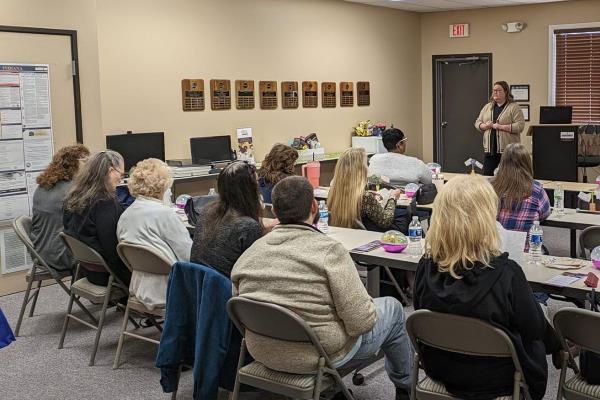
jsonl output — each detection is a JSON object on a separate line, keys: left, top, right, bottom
{"left": 208, "top": 188, "right": 217, "bottom": 196}
{"left": 175, "top": 194, "right": 191, "bottom": 209}
{"left": 317, "top": 200, "right": 329, "bottom": 233}
{"left": 408, "top": 216, "right": 422, "bottom": 257}
{"left": 554, "top": 183, "right": 564, "bottom": 216}
{"left": 528, "top": 221, "right": 543, "bottom": 264}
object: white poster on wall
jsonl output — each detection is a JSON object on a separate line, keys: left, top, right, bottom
{"left": 0, "top": 63, "right": 53, "bottom": 274}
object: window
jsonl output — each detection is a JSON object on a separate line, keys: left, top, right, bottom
{"left": 553, "top": 27, "right": 600, "bottom": 124}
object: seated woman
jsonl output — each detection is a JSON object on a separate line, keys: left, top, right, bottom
{"left": 257, "top": 144, "right": 298, "bottom": 204}
{"left": 63, "top": 150, "right": 131, "bottom": 287}
{"left": 117, "top": 158, "right": 192, "bottom": 309}
{"left": 368, "top": 128, "right": 432, "bottom": 186}
{"left": 492, "top": 143, "right": 550, "bottom": 243}
{"left": 414, "top": 175, "right": 562, "bottom": 400}
{"left": 31, "top": 144, "right": 90, "bottom": 275}
{"left": 190, "top": 161, "right": 266, "bottom": 277}
{"left": 328, "top": 147, "right": 401, "bottom": 231}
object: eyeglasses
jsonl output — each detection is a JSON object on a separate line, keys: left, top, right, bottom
{"left": 492, "top": 89, "right": 504, "bottom": 93}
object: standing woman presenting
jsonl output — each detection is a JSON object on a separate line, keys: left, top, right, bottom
{"left": 475, "top": 81, "right": 525, "bottom": 176}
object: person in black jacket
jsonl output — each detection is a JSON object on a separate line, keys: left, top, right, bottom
{"left": 413, "top": 175, "right": 561, "bottom": 400}
{"left": 63, "top": 150, "right": 131, "bottom": 287}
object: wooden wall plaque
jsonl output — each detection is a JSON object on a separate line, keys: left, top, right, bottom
{"left": 322, "top": 82, "right": 336, "bottom": 108}
{"left": 281, "top": 81, "right": 299, "bottom": 109}
{"left": 210, "top": 79, "right": 231, "bottom": 110}
{"left": 181, "top": 79, "right": 205, "bottom": 111}
{"left": 357, "top": 81, "right": 370, "bottom": 106}
{"left": 235, "top": 80, "right": 255, "bottom": 110}
{"left": 340, "top": 81, "right": 354, "bottom": 107}
{"left": 259, "top": 81, "right": 278, "bottom": 109}
{"left": 302, "top": 81, "right": 318, "bottom": 108}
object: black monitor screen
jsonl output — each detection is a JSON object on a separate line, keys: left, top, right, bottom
{"left": 190, "top": 135, "right": 232, "bottom": 165}
{"left": 105, "top": 132, "right": 165, "bottom": 172}
{"left": 540, "top": 106, "right": 573, "bottom": 124}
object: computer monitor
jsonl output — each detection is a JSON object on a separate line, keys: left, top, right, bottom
{"left": 105, "top": 132, "right": 165, "bottom": 172}
{"left": 540, "top": 106, "right": 573, "bottom": 124}
{"left": 190, "top": 135, "right": 232, "bottom": 165}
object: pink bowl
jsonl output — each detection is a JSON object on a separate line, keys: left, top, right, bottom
{"left": 405, "top": 191, "right": 416, "bottom": 198}
{"left": 382, "top": 243, "right": 407, "bottom": 253}
{"left": 593, "top": 259, "right": 600, "bottom": 269}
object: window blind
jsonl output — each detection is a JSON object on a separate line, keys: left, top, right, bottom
{"left": 554, "top": 28, "right": 600, "bottom": 123}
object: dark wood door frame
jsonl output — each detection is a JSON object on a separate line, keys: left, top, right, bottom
{"left": 0, "top": 25, "right": 83, "bottom": 143}
{"left": 432, "top": 53, "right": 493, "bottom": 164}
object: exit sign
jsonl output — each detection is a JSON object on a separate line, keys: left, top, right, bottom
{"left": 449, "top": 23, "right": 469, "bottom": 38}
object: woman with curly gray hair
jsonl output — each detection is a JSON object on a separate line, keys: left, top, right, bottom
{"left": 117, "top": 158, "right": 192, "bottom": 309}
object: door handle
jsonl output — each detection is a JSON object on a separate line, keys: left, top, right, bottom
{"left": 441, "top": 121, "right": 448, "bottom": 128}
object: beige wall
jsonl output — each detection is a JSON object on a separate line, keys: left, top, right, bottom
{"left": 420, "top": 0, "right": 600, "bottom": 162}
{"left": 94, "top": 0, "right": 423, "bottom": 160}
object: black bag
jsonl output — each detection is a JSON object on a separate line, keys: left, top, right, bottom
{"left": 184, "top": 195, "right": 219, "bottom": 226}
{"left": 580, "top": 290, "right": 600, "bottom": 384}
{"left": 416, "top": 183, "right": 437, "bottom": 205}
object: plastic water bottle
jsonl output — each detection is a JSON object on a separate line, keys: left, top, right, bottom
{"left": 408, "top": 216, "right": 422, "bottom": 257}
{"left": 317, "top": 200, "right": 329, "bottom": 233}
{"left": 175, "top": 194, "right": 191, "bottom": 209}
{"left": 208, "top": 188, "right": 217, "bottom": 196}
{"left": 528, "top": 221, "right": 543, "bottom": 264}
{"left": 554, "top": 183, "right": 564, "bottom": 216}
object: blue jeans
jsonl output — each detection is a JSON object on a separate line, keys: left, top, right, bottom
{"left": 339, "top": 297, "right": 413, "bottom": 389}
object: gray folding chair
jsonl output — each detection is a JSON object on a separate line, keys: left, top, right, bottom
{"left": 406, "top": 309, "right": 531, "bottom": 400}
{"left": 113, "top": 242, "right": 172, "bottom": 369}
{"left": 227, "top": 297, "right": 378, "bottom": 400}
{"left": 11, "top": 215, "right": 96, "bottom": 336}
{"left": 57, "top": 232, "right": 129, "bottom": 366}
{"left": 554, "top": 308, "right": 600, "bottom": 400}
{"left": 579, "top": 227, "right": 600, "bottom": 259}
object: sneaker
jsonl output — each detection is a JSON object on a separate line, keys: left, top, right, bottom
{"left": 396, "top": 387, "right": 410, "bottom": 400}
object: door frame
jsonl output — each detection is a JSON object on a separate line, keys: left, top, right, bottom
{"left": 432, "top": 53, "right": 493, "bottom": 165}
{"left": 0, "top": 25, "right": 83, "bottom": 143}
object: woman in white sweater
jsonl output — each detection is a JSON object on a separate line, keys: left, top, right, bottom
{"left": 117, "top": 158, "right": 192, "bottom": 309}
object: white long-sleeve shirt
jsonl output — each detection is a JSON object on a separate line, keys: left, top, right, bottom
{"left": 368, "top": 152, "right": 432, "bottom": 186}
{"left": 117, "top": 196, "right": 192, "bottom": 309}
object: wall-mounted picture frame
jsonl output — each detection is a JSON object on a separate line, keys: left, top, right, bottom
{"left": 520, "top": 104, "right": 530, "bottom": 121}
{"left": 510, "top": 84, "right": 529, "bottom": 102}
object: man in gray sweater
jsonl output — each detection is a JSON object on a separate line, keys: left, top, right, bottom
{"left": 231, "top": 176, "right": 412, "bottom": 400}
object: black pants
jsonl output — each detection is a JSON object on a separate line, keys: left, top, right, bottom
{"left": 483, "top": 153, "right": 502, "bottom": 176}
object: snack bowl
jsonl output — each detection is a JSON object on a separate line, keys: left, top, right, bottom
{"left": 381, "top": 230, "right": 408, "bottom": 253}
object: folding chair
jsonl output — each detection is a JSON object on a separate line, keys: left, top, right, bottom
{"left": 57, "top": 232, "right": 129, "bottom": 366}
{"left": 579, "top": 227, "right": 600, "bottom": 259}
{"left": 227, "top": 297, "right": 379, "bottom": 400}
{"left": 11, "top": 215, "right": 96, "bottom": 336}
{"left": 113, "top": 243, "right": 172, "bottom": 369}
{"left": 407, "top": 309, "right": 531, "bottom": 400}
{"left": 554, "top": 308, "right": 600, "bottom": 400}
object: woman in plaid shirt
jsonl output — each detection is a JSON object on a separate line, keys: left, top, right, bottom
{"left": 492, "top": 143, "right": 551, "bottom": 246}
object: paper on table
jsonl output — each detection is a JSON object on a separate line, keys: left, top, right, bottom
{"left": 546, "top": 275, "right": 580, "bottom": 287}
{"left": 497, "top": 222, "right": 527, "bottom": 264}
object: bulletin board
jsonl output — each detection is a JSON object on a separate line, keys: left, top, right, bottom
{"left": 0, "top": 63, "right": 54, "bottom": 274}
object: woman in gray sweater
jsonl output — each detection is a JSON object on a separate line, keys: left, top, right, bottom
{"left": 30, "top": 144, "right": 90, "bottom": 274}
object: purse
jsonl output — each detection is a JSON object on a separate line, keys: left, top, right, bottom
{"left": 184, "top": 195, "right": 218, "bottom": 226}
{"left": 416, "top": 183, "right": 437, "bottom": 205}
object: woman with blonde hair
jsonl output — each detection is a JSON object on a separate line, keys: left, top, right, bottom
{"left": 31, "top": 144, "right": 90, "bottom": 274}
{"left": 117, "top": 158, "right": 192, "bottom": 309}
{"left": 257, "top": 143, "right": 298, "bottom": 203}
{"left": 328, "top": 148, "right": 400, "bottom": 230}
{"left": 413, "top": 175, "right": 561, "bottom": 400}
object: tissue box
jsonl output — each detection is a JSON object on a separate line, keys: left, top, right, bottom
{"left": 352, "top": 136, "right": 387, "bottom": 154}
